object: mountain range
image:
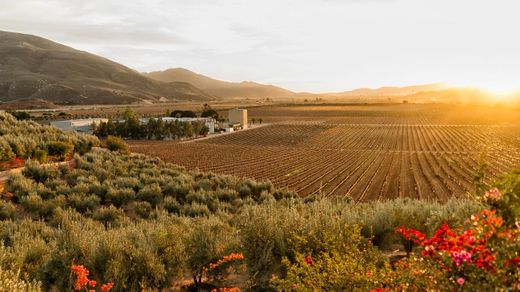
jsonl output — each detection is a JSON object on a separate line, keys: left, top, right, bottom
{"left": 145, "top": 68, "right": 296, "bottom": 99}
{"left": 0, "top": 30, "right": 515, "bottom": 107}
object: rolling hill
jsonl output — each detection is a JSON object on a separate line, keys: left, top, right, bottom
{"left": 145, "top": 68, "right": 297, "bottom": 99}
{"left": 0, "top": 30, "right": 214, "bottom": 105}
{"left": 325, "top": 83, "right": 449, "bottom": 97}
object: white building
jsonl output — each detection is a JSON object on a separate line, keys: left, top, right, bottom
{"left": 50, "top": 118, "right": 108, "bottom": 133}
{"left": 228, "top": 108, "right": 248, "bottom": 129}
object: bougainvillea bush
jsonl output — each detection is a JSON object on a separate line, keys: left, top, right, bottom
{"left": 392, "top": 186, "right": 519, "bottom": 290}
{"left": 269, "top": 175, "right": 519, "bottom": 291}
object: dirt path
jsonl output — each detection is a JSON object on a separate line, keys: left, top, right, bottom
{"left": 0, "top": 147, "right": 108, "bottom": 185}
{"left": 0, "top": 160, "right": 77, "bottom": 184}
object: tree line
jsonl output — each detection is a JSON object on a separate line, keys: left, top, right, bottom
{"left": 93, "top": 109, "right": 209, "bottom": 140}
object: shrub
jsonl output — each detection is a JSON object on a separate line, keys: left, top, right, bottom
{"left": 163, "top": 197, "right": 180, "bottom": 214}
{"left": 94, "top": 226, "right": 168, "bottom": 291}
{"left": 134, "top": 201, "right": 153, "bottom": 219}
{"left": 6, "top": 175, "right": 34, "bottom": 199}
{"left": 47, "top": 141, "right": 74, "bottom": 159}
{"left": 182, "top": 203, "right": 210, "bottom": 217}
{"left": 0, "top": 265, "right": 42, "bottom": 292}
{"left": 20, "top": 194, "right": 56, "bottom": 218}
{"left": 215, "top": 189, "right": 239, "bottom": 203}
{"left": 136, "top": 184, "right": 163, "bottom": 206}
{"left": 0, "top": 201, "right": 17, "bottom": 220}
{"left": 105, "top": 136, "right": 130, "bottom": 155}
{"left": 394, "top": 186, "right": 520, "bottom": 290}
{"left": 22, "top": 161, "right": 58, "bottom": 184}
{"left": 273, "top": 248, "right": 386, "bottom": 290}
{"left": 92, "top": 206, "right": 126, "bottom": 226}
{"left": 66, "top": 194, "right": 101, "bottom": 213}
{"left": 105, "top": 188, "right": 136, "bottom": 207}
{"left": 0, "top": 139, "right": 15, "bottom": 162}
{"left": 33, "top": 150, "right": 47, "bottom": 164}
{"left": 184, "top": 217, "right": 241, "bottom": 288}
{"left": 237, "top": 185, "right": 252, "bottom": 199}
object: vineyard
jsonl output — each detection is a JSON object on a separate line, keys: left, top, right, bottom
{"left": 130, "top": 104, "right": 520, "bottom": 201}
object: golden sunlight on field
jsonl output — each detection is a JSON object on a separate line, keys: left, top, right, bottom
{"left": 130, "top": 104, "right": 520, "bottom": 201}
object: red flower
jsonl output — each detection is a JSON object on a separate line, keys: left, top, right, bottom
{"left": 506, "top": 257, "right": 520, "bottom": 267}
{"left": 304, "top": 255, "right": 314, "bottom": 266}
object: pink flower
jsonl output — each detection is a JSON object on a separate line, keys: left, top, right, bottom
{"left": 457, "top": 277, "right": 465, "bottom": 285}
{"left": 484, "top": 188, "right": 502, "bottom": 200}
{"left": 452, "top": 250, "right": 472, "bottom": 266}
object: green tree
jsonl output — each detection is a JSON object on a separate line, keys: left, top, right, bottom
{"left": 201, "top": 104, "right": 219, "bottom": 120}
{"left": 184, "top": 122, "right": 194, "bottom": 138}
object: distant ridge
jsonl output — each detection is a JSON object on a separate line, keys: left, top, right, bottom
{"left": 145, "top": 68, "right": 297, "bottom": 99}
{"left": 0, "top": 30, "right": 214, "bottom": 105}
{"left": 326, "top": 83, "right": 449, "bottom": 97}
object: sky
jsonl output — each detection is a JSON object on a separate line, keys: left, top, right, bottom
{"left": 1, "top": 0, "right": 519, "bottom": 93}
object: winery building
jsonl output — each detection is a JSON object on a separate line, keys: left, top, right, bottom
{"left": 228, "top": 109, "right": 248, "bottom": 129}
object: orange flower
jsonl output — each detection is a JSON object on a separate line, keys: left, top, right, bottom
{"left": 100, "top": 282, "right": 114, "bottom": 292}
{"left": 71, "top": 265, "right": 90, "bottom": 290}
{"left": 208, "top": 253, "right": 244, "bottom": 270}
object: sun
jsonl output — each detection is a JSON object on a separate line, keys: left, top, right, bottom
{"left": 480, "top": 84, "right": 518, "bottom": 99}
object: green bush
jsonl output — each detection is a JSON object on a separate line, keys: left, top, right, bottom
{"left": 273, "top": 246, "right": 386, "bottom": 290}
{"left": 22, "top": 161, "right": 58, "bottom": 184}
{"left": 184, "top": 217, "right": 241, "bottom": 288}
{"left": 92, "top": 206, "right": 126, "bottom": 226}
{"left": 0, "top": 201, "right": 17, "bottom": 220}
{"left": 136, "top": 184, "right": 163, "bottom": 206}
{"left": 134, "top": 201, "right": 153, "bottom": 219}
{"left": 33, "top": 150, "right": 47, "bottom": 164}
{"left": 105, "top": 136, "right": 130, "bottom": 155}
{"left": 105, "top": 188, "right": 136, "bottom": 207}
{"left": 47, "top": 141, "right": 74, "bottom": 159}
{"left": 0, "top": 139, "right": 15, "bottom": 162}
{"left": 163, "top": 197, "right": 181, "bottom": 214}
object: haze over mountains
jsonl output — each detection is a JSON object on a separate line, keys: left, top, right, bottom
{"left": 0, "top": 30, "right": 214, "bottom": 106}
{"left": 0, "top": 30, "right": 516, "bottom": 108}
{"left": 145, "top": 68, "right": 297, "bottom": 99}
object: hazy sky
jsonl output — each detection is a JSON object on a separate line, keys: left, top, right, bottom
{"left": 1, "top": 0, "right": 519, "bottom": 93}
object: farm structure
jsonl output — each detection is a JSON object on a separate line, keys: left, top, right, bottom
{"left": 130, "top": 104, "right": 520, "bottom": 201}
{"left": 228, "top": 108, "right": 248, "bottom": 129}
{"left": 50, "top": 118, "right": 108, "bottom": 133}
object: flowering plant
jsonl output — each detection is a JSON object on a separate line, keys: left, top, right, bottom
{"left": 395, "top": 188, "right": 519, "bottom": 290}
{"left": 71, "top": 264, "right": 114, "bottom": 292}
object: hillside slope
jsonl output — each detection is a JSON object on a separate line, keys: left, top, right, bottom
{"left": 145, "top": 68, "right": 297, "bottom": 99}
{"left": 0, "top": 31, "right": 214, "bottom": 105}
